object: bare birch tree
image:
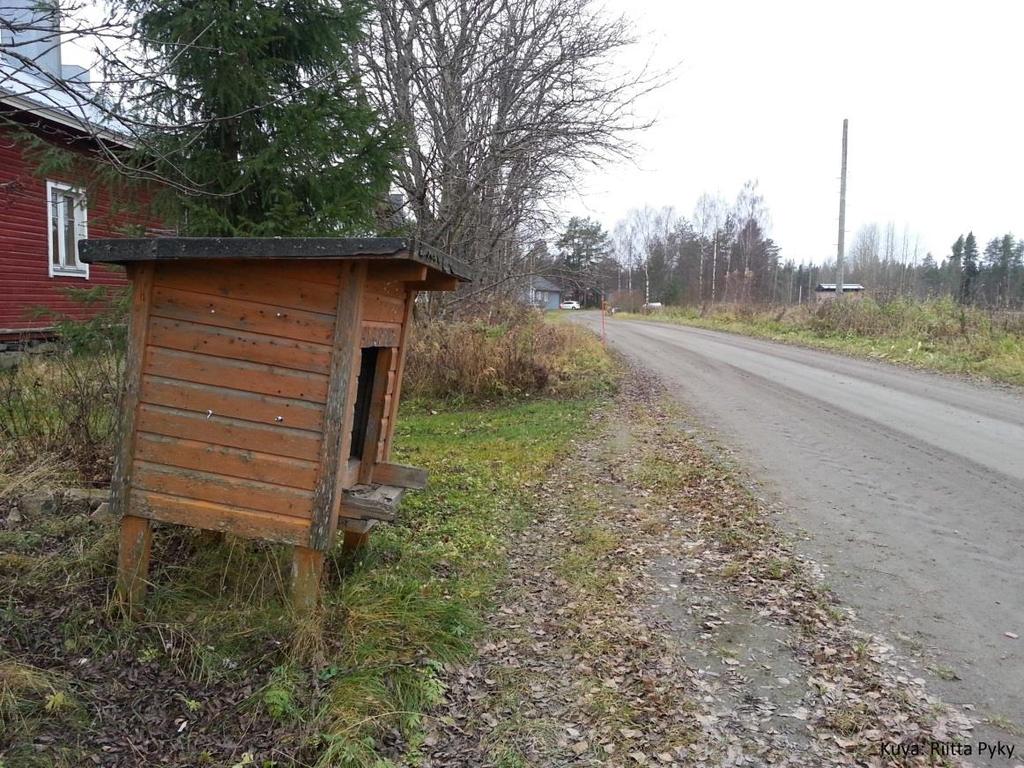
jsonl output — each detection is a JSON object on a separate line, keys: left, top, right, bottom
{"left": 693, "top": 192, "right": 728, "bottom": 304}
{"left": 693, "top": 193, "right": 727, "bottom": 303}
{"left": 613, "top": 218, "right": 638, "bottom": 294}
{"left": 733, "top": 179, "right": 769, "bottom": 273}
{"left": 360, "top": 0, "right": 661, "bottom": 284}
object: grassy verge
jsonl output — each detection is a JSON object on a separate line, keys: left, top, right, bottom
{"left": 618, "top": 298, "right": 1024, "bottom": 387}
{"left": 0, "top": 396, "right": 602, "bottom": 767}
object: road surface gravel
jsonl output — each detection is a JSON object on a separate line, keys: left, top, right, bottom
{"left": 576, "top": 313, "right": 1024, "bottom": 731}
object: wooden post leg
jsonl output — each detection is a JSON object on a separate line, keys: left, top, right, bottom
{"left": 116, "top": 515, "right": 152, "bottom": 612}
{"left": 291, "top": 546, "right": 325, "bottom": 613}
{"left": 342, "top": 528, "right": 371, "bottom": 555}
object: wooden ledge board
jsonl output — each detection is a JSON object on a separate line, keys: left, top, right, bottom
{"left": 339, "top": 484, "right": 406, "bottom": 522}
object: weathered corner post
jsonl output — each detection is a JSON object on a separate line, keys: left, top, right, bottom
{"left": 80, "top": 237, "right": 471, "bottom": 613}
{"left": 296, "top": 259, "right": 366, "bottom": 612}
{"left": 112, "top": 260, "right": 155, "bottom": 614}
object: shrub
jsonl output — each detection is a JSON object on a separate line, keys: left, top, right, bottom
{"left": 0, "top": 351, "right": 123, "bottom": 484}
{"left": 404, "top": 302, "right": 615, "bottom": 401}
{"left": 0, "top": 287, "right": 127, "bottom": 485}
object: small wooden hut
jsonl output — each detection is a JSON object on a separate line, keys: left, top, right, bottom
{"left": 79, "top": 237, "right": 471, "bottom": 610}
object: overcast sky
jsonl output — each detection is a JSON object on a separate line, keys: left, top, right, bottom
{"left": 565, "top": 0, "right": 1024, "bottom": 265}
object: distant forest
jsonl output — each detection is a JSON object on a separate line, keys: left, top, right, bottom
{"left": 545, "top": 182, "right": 1023, "bottom": 309}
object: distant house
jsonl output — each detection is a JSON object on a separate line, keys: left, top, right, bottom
{"left": 0, "top": 2, "right": 163, "bottom": 339}
{"left": 526, "top": 275, "right": 562, "bottom": 310}
{"left": 814, "top": 283, "right": 865, "bottom": 303}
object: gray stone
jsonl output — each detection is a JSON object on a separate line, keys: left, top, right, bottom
{"left": 19, "top": 490, "right": 57, "bottom": 518}
{"left": 65, "top": 488, "right": 110, "bottom": 510}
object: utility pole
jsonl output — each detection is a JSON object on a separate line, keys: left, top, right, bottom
{"left": 711, "top": 232, "right": 718, "bottom": 304}
{"left": 836, "top": 118, "right": 848, "bottom": 297}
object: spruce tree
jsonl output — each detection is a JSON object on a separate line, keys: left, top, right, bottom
{"left": 999, "top": 234, "right": 1018, "bottom": 307}
{"left": 1016, "top": 240, "right": 1024, "bottom": 304}
{"left": 120, "top": 0, "right": 394, "bottom": 235}
{"left": 947, "top": 235, "right": 964, "bottom": 297}
{"left": 557, "top": 217, "right": 611, "bottom": 273}
{"left": 959, "top": 231, "right": 979, "bottom": 304}
{"left": 983, "top": 237, "right": 1003, "bottom": 305}
{"left": 556, "top": 217, "right": 611, "bottom": 306}
{"left": 920, "top": 253, "right": 940, "bottom": 296}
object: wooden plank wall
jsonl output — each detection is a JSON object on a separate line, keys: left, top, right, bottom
{"left": 128, "top": 259, "right": 345, "bottom": 546}
{"left": 373, "top": 353, "right": 400, "bottom": 465}
{"left": 360, "top": 276, "right": 406, "bottom": 467}
{"left": 361, "top": 274, "right": 406, "bottom": 348}
{"left": 381, "top": 288, "right": 417, "bottom": 461}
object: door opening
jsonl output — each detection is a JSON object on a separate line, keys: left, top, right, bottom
{"left": 350, "top": 347, "right": 379, "bottom": 460}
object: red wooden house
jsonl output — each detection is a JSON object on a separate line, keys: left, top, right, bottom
{"left": 0, "top": 7, "right": 163, "bottom": 341}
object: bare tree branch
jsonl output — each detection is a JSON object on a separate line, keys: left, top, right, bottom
{"left": 360, "top": 0, "right": 665, "bottom": 289}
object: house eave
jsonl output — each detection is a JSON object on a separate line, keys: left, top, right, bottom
{"left": 0, "top": 91, "right": 135, "bottom": 148}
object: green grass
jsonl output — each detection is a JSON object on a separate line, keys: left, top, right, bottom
{"left": 314, "top": 397, "right": 597, "bottom": 765}
{"left": 0, "top": 397, "right": 600, "bottom": 767}
{"left": 618, "top": 298, "right": 1024, "bottom": 387}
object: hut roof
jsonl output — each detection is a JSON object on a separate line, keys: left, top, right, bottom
{"left": 79, "top": 237, "right": 473, "bottom": 281}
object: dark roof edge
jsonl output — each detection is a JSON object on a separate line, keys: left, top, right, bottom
{"left": 530, "top": 275, "right": 562, "bottom": 292}
{"left": 408, "top": 238, "right": 473, "bottom": 282}
{"left": 79, "top": 237, "right": 473, "bottom": 281}
{"left": 0, "top": 92, "right": 135, "bottom": 148}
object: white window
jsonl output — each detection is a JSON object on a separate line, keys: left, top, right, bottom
{"left": 46, "top": 180, "right": 89, "bottom": 278}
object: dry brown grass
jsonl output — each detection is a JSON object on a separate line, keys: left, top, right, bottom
{"left": 0, "top": 350, "right": 122, "bottom": 485}
{"left": 0, "top": 661, "right": 58, "bottom": 731}
{"left": 404, "top": 303, "right": 615, "bottom": 401}
{"left": 627, "top": 297, "right": 1024, "bottom": 386}
{"left": 0, "top": 451, "right": 72, "bottom": 502}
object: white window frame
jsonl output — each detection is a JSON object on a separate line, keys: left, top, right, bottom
{"left": 46, "top": 180, "right": 89, "bottom": 279}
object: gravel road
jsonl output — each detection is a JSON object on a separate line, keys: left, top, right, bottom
{"left": 575, "top": 314, "right": 1024, "bottom": 730}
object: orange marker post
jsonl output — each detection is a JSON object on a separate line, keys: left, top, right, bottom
{"left": 600, "top": 299, "right": 607, "bottom": 346}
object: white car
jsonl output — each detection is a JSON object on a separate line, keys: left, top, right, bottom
{"left": 559, "top": 300, "right": 581, "bottom": 310}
